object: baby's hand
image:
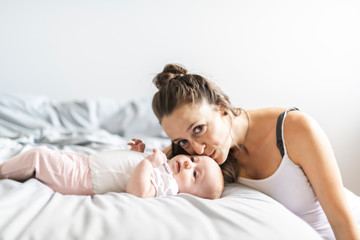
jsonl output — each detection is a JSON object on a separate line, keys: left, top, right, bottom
{"left": 128, "top": 139, "right": 145, "bottom": 152}
{"left": 146, "top": 148, "right": 167, "bottom": 168}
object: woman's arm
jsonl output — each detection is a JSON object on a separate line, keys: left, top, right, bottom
{"left": 126, "top": 149, "right": 167, "bottom": 198}
{"left": 285, "top": 111, "right": 360, "bottom": 240}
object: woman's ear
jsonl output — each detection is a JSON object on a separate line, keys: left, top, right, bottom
{"left": 218, "top": 104, "right": 228, "bottom": 116}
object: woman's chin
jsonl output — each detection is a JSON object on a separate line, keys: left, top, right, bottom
{"left": 215, "top": 156, "right": 226, "bottom": 165}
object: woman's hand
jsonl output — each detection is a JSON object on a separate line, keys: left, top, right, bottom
{"left": 128, "top": 138, "right": 146, "bottom": 152}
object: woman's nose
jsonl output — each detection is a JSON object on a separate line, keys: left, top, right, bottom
{"left": 191, "top": 141, "right": 205, "bottom": 155}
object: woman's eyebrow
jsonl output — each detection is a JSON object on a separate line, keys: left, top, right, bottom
{"left": 172, "top": 122, "right": 196, "bottom": 143}
{"left": 186, "top": 122, "right": 195, "bottom": 132}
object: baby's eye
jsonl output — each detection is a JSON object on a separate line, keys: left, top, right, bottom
{"left": 193, "top": 170, "right": 197, "bottom": 179}
{"left": 190, "top": 157, "right": 194, "bottom": 162}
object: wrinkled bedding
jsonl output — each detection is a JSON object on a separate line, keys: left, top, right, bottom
{"left": 0, "top": 94, "right": 322, "bottom": 240}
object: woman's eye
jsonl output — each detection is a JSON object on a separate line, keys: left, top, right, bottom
{"left": 178, "top": 140, "right": 189, "bottom": 148}
{"left": 193, "top": 170, "right": 197, "bottom": 179}
{"left": 193, "top": 125, "right": 204, "bottom": 134}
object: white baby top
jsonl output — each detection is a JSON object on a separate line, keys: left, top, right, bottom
{"left": 238, "top": 109, "right": 360, "bottom": 240}
{"left": 88, "top": 150, "right": 178, "bottom": 197}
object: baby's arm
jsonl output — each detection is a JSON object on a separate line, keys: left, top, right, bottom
{"left": 126, "top": 149, "right": 167, "bottom": 198}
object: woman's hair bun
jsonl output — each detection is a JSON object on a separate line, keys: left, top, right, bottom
{"left": 153, "top": 64, "right": 188, "bottom": 89}
{"left": 162, "top": 64, "right": 187, "bottom": 75}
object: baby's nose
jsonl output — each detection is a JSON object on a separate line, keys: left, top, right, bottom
{"left": 184, "top": 161, "right": 191, "bottom": 169}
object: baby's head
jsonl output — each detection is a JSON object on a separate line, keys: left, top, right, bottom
{"left": 167, "top": 154, "right": 224, "bottom": 199}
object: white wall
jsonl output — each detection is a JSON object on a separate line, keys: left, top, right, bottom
{"left": 0, "top": 0, "right": 359, "bottom": 193}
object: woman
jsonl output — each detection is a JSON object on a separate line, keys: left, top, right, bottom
{"left": 151, "top": 64, "right": 360, "bottom": 240}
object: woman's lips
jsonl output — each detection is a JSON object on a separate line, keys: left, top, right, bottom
{"left": 209, "top": 151, "right": 216, "bottom": 159}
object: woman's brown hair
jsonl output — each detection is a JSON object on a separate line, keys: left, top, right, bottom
{"left": 152, "top": 64, "right": 239, "bottom": 121}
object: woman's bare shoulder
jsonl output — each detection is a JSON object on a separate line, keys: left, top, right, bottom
{"left": 283, "top": 110, "right": 323, "bottom": 164}
{"left": 247, "top": 107, "right": 289, "bottom": 139}
{"left": 249, "top": 107, "right": 288, "bottom": 119}
{"left": 285, "top": 110, "right": 314, "bottom": 130}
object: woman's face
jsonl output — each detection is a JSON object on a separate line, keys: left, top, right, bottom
{"left": 161, "top": 102, "right": 232, "bottom": 165}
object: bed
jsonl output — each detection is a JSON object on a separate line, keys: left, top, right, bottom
{"left": 0, "top": 94, "right": 322, "bottom": 240}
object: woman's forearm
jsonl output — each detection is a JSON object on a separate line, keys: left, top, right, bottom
{"left": 126, "top": 159, "right": 156, "bottom": 198}
{"left": 329, "top": 212, "right": 360, "bottom": 240}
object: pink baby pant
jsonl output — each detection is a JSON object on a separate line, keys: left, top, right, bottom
{"left": 0, "top": 146, "right": 94, "bottom": 195}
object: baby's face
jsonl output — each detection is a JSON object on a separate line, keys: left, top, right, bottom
{"left": 168, "top": 154, "right": 223, "bottom": 199}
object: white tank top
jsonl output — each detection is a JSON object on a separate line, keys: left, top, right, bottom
{"left": 238, "top": 109, "right": 360, "bottom": 240}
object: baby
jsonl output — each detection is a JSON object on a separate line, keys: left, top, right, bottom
{"left": 0, "top": 140, "right": 224, "bottom": 199}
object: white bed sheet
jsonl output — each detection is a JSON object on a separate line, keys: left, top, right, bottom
{"left": 0, "top": 94, "right": 322, "bottom": 240}
{"left": 0, "top": 180, "right": 322, "bottom": 240}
